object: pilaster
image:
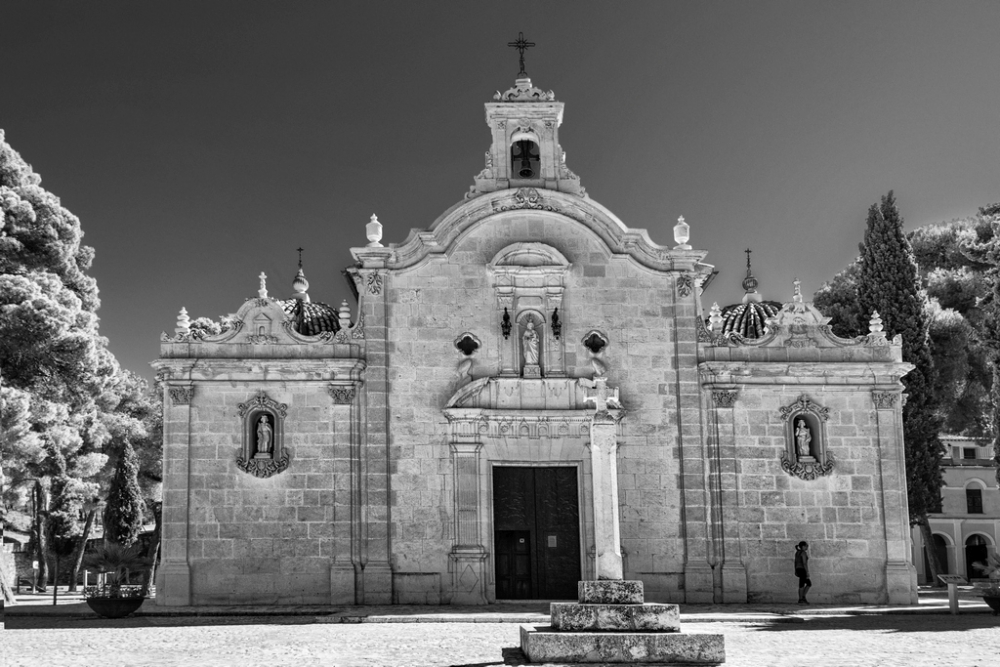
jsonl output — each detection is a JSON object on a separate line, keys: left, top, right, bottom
{"left": 356, "top": 264, "right": 392, "bottom": 604}
{"left": 157, "top": 382, "right": 193, "bottom": 606}
{"left": 872, "top": 389, "right": 919, "bottom": 604}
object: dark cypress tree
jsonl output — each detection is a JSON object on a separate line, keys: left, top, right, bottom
{"left": 102, "top": 441, "right": 145, "bottom": 547}
{"left": 856, "top": 191, "right": 944, "bottom": 582}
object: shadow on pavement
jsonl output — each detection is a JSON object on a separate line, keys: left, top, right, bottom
{"left": 748, "top": 614, "right": 999, "bottom": 633}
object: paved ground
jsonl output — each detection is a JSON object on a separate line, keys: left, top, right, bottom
{"left": 3, "top": 587, "right": 997, "bottom": 667}
{"left": 2, "top": 614, "right": 998, "bottom": 667}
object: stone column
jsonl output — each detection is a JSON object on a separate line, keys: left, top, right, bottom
{"left": 583, "top": 376, "right": 623, "bottom": 580}
{"left": 157, "top": 384, "right": 194, "bottom": 606}
{"left": 589, "top": 410, "right": 623, "bottom": 580}
{"left": 872, "top": 389, "right": 919, "bottom": 604}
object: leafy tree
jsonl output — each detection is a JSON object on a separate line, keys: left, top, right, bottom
{"left": 102, "top": 440, "right": 145, "bottom": 547}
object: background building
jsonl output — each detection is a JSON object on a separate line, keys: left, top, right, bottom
{"left": 912, "top": 436, "right": 999, "bottom": 583}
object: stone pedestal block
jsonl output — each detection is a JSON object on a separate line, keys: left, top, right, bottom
{"left": 578, "top": 580, "right": 644, "bottom": 604}
{"left": 156, "top": 563, "right": 191, "bottom": 606}
{"left": 551, "top": 602, "right": 680, "bottom": 632}
{"left": 520, "top": 625, "right": 725, "bottom": 665}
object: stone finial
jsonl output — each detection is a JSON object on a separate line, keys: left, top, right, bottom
{"left": 869, "top": 310, "right": 885, "bottom": 336}
{"left": 366, "top": 214, "right": 383, "bottom": 247}
{"left": 338, "top": 299, "right": 352, "bottom": 330}
{"left": 793, "top": 278, "right": 803, "bottom": 304}
{"left": 708, "top": 302, "right": 723, "bottom": 331}
{"left": 258, "top": 272, "right": 268, "bottom": 298}
{"left": 673, "top": 216, "right": 691, "bottom": 249}
{"left": 175, "top": 307, "right": 191, "bottom": 335}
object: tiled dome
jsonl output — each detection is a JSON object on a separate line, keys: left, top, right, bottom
{"left": 279, "top": 299, "right": 340, "bottom": 336}
{"left": 720, "top": 300, "right": 781, "bottom": 339}
{"left": 717, "top": 248, "right": 779, "bottom": 339}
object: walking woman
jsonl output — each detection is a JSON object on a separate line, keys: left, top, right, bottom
{"left": 795, "top": 541, "right": 811, "bottom": 604}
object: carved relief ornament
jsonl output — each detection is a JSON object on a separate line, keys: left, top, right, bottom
{"left": 169, "top": 386, "right": 194, "bottom": 405}
{"left": 676, "top": 274, "right": 694, "bottom": 298}
{"left": 778, "top": 394, "right": 834, "bottom": 480}
{"left": 366, "top": 273, "right": 384, "bottom": 295}
{"left": 712, "top": 389, "right": 739, "bottom": 408}
{"left": 871, "top": 391, "right": 899, "bottom": 410}
{"left": 328, "top": 385, "right": 357, "bottom": 405}
{"left": 236, "top": 391, "right": 289, "bottom": 478}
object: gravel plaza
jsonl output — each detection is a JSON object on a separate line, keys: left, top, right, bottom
{"left": 3, "top": 588, "right": 997, "bottom": 667}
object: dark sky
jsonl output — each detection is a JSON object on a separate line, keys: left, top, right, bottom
{"left": 4, "top": 1, "right": 999, "bottom": 381}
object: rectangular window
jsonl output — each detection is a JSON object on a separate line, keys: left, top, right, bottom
{"left": 963, "top": 447, "right": 978, "bottom": 460}
{"left": 967, "top": 488, "right": 983, "bottom": 514}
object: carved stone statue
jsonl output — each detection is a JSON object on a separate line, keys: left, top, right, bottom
{"left": 256, "top": 415, "right": 273, "bottom": 457}
{"left": 795, "top": 419, "right": 812, "bottom": 459}
{"left": 522, "top": 321, "right": 539, "bottom": 365}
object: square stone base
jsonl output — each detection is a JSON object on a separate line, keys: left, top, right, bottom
{"left": 552, "top": 602, "right": 680, "bottom": 632}
{"left": 579, "top": 580, "right": 644, "bottom": 604}
{"left": 520, "top": 625, "right": 725, "bottom": 665}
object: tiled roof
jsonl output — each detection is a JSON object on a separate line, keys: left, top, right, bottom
{"left": 279, "top": 299, "right": 340, "bottom": 336}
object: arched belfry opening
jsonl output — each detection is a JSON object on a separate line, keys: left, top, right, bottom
{"left": 511, "top": 138, "right": 540, "bottom": 179}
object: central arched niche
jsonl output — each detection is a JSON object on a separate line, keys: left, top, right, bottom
{"left": 488, "top": 242, "right": 570, "bottom": 377}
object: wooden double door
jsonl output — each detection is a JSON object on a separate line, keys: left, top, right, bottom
{"left": 493, "top": 466, "right": 581, "bottom": 600}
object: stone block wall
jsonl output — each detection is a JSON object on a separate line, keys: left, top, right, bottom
{"left": 732, "top": 387, "right": 891, "bottom": 603}
{"left": 380, "top": 210, "right": 698, "bottom": 603}
{"left": 173, "top": 384, "right": 349, "bottom": 605}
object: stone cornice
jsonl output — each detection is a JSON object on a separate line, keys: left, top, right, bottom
{"left": 350, "top": 188, "right": 711, "bottom": 275}
{"left": 699, "top": 361, "right": 913, "bottom": 385}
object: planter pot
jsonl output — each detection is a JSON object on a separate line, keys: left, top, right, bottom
{"left": 85, "top": 596, "right": 145, "bottom": 619}
{"left": 983, "top": 596, "right": 1000, "bottom": 617}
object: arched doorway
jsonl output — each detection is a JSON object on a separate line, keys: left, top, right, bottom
{"left": 923, "top": 534, "right": 948, "bottom": 583}
{"left": 965, "top": 535, "right": 989, "bottom": 579}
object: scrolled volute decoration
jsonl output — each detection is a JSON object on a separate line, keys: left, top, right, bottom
{"left": 780, "top": 453, "right": 835, "bottom": 481}
{"left": 779, "top": 395, "right": 830, "bottom": 422}
{"left": 237, "top": 391, "right": 288, "bottom": 419}
{"left": 236, "top": 452, "right": 290, "bottom": 478}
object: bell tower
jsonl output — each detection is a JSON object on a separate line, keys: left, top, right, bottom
{"left": 467, "top": 34, "right": 584, "bottom": 198}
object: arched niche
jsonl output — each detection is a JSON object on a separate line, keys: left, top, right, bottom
{"left": 489, "top": 243, "right": 570, "bottom": 378}
{"left": 236, "top": 391, "right": 290, "bottom": 478}
{"left": 779, "top": 395, "right": 834, "bottom": 480}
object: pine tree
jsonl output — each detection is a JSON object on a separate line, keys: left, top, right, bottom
{"left": 102, "top": 441, "right": 145, "bottom": 547}
{"left": 962, "top": 202, "right": 1000, "bottom": 484}
{"left": 856, "top": 191, "right": 945, "bottom": 582}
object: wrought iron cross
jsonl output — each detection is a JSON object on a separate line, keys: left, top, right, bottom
{"left": 745, "top": 248, "right": 752, "bottom": 270}
{"left": 507, "top": 32, "right": 535, "bottom": 77}
{"left": 297, "top": 247, "right": 304, "bottom": 268}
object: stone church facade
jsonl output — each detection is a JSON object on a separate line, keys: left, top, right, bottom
{"left": 153, "top": 75, "right": 919, "bottom": 607}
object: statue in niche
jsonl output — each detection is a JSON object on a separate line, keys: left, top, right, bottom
{"left": 255, "top": 414, "right": 273, "bottom": 458}
{"left": 522, "top": 321, "right": 539, "bottom": 365}
{"left": 795, "top": 419, "right": 813, "bottom": 459}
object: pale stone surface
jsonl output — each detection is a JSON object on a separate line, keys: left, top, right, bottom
{"left": 551, "top": 602, "right": 680, "bottom": 632}
{"left": 520, "top": 625, "right": 725, "bottom": 664}
{"left": 579, "top": 581, "right": 644, "bottom": 605}
{"left": 155, "top": 75, "right": 919, "bottom": 608}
